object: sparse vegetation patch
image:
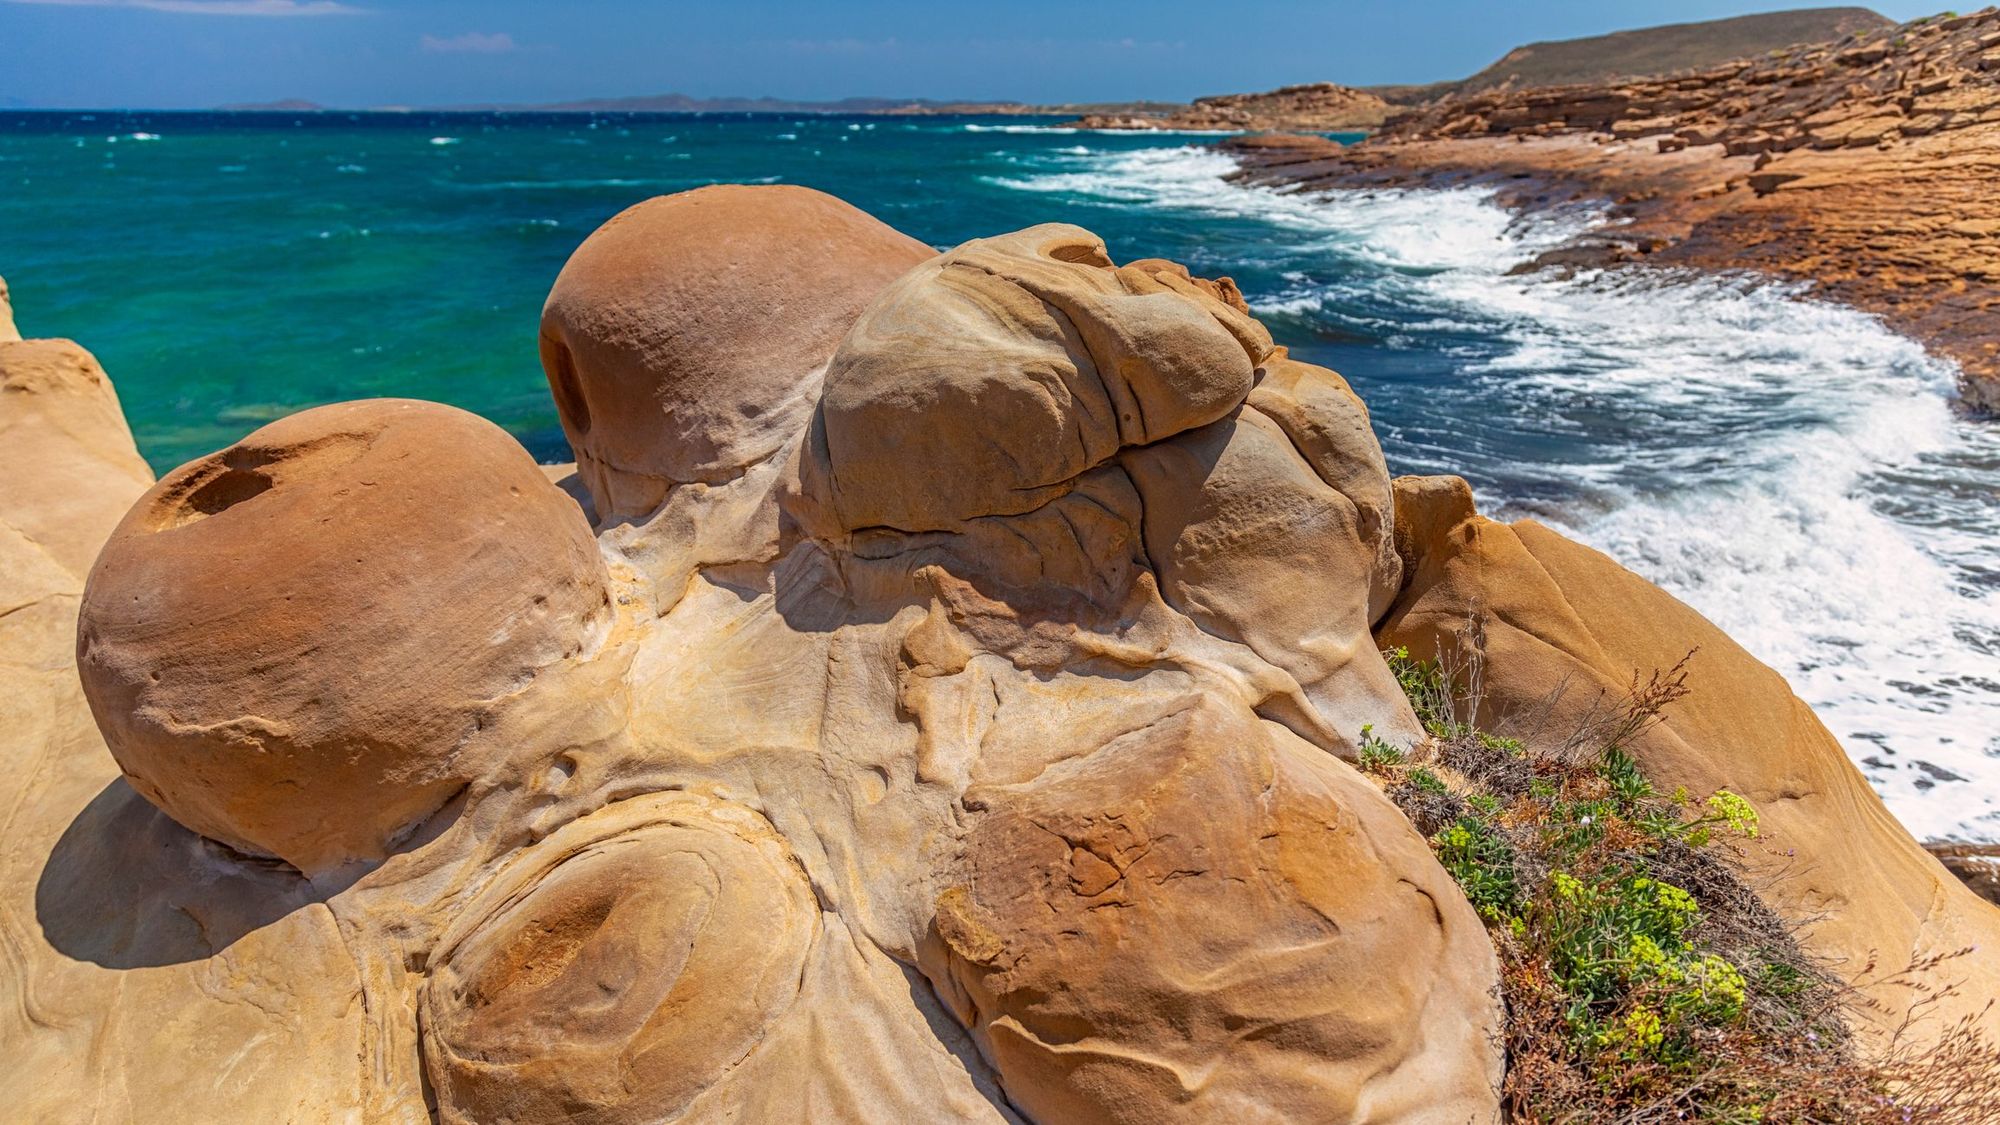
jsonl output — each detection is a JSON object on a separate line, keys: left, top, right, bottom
{"left": 1363, "top": 641, "right": 2000, "bottom": 1122}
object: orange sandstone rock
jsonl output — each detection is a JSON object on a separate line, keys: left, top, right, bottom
{"left": 539, "top": 183, "right": 934, "bottom": 519}
{"left": 22, "top": 184, "right": 1999, "bottom": 1121}
{"left": 77, "top": 399, "right": 611, "bottom": 874}
{"left": 925, "top": 700, "right": 1501, "bottom": 1124}
{"left": 0, "top": 338, "right": 153, "bottom": 577}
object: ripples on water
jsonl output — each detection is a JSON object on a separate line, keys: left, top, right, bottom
{"left": 1, "top": 112, "right": 1994, "bottom": 839}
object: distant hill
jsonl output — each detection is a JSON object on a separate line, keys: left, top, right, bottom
{"left": 207, "top": 93, "right": 1175, "bottom": 117}
{"left": 518, "top": 94, "right": 954, "bottom": 114}
{"left": 1375, "top": 7, "right": 1893, "bottom": 104}
{"left": 445, "top": 93, "right": 1176, "bottom": 117}
{"left": 216, "top": 99, "right": 330, "bottom": 112}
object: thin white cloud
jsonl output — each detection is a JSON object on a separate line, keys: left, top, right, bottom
{"left": 3, "top": 0, "right": 360, "bottom": 15}
{"left": 420, "top": 31, "right": 517, "bottom": 54}
{"left": 781, "top": 36, "right": 901, "bottom": 55}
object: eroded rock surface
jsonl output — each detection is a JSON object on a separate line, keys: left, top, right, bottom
{"left": 0, "top": 335, "right": 153, "bottom": 576}
{"left": 4, "top": 183, "right": 1991, "bottom": 1122}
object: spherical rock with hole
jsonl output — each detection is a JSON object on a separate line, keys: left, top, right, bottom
{"left": 539, "top": 184, "right": 935, "bottom": 519}
{"left": 76, "top": 399, "right": 611, "bottom": 874}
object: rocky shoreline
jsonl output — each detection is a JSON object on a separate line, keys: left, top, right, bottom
{"left": 1069, "top": 82, "right": 1389, "bottom": 133}
{"left": 7, "top": 182, "right": 2000, "bottom": 1118}
{"left": 1219, "top": 8, "right": 2000, "bottom": 413}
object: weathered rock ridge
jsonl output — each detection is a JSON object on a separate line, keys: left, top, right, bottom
{"left": 1223, "top": 8, "right": 2000, "bottom": 412}
{"left": 2, "top": 186, "right": 1996, "bottom": 1122}
{"left": 1071, "top": 83, "right": 1390, "bottom": 133}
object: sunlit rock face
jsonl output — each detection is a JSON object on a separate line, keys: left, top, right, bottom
{"left": 538, "top": 184, "right": 936, "bottom": 521}
{"left": 76, "top": 399, "right": 613, "bottom": 876}
{"left": 9, "top": 183, "right": 1993, "bottom": 1122}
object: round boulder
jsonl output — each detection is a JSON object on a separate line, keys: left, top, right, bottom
{"left": 77, "top": 399, "right": 611, "bottom": 874}
{"left": 539, "top": 184, "right": 935, "bottom": 518}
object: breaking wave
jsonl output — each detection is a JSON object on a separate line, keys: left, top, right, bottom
{"left": 992, "top": 144, "right": 2000, "bottom": 840}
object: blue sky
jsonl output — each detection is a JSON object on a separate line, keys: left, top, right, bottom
{"left": 0, "top": 1, "right": 1947, "bottom": 109}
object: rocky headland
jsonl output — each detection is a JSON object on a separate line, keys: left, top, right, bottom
{"left": 1070, "top": 83, "right": 1390, "bottom": 133}
{"left": 2, "top": 180, "right": 1999, "bottom": 1121}
{"left": 1222, "top": 7, "right": 2000, "bottom": 412}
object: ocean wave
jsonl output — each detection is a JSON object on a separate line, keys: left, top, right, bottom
{"left": 962, "top": 123, "right": 1079, "bottom": 134}
{"left": 1088, "top": 127, "right": 1244, "bottom": 136}
{"left": 1029, "top": 143, "right": 2000, "bottom": 839}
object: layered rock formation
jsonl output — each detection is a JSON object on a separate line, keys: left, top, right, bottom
{"left": 1223, "top": 8, "right": 2000, "bottom": 412}
{"left": 1376, "top": 7, "right": 1894, "bottom": 104}
{"left": 3, "top": 185, "right": 1995, "bottom": 1122}
{"left": 1071, "top": 83, "right": 1389, "bottom": 133}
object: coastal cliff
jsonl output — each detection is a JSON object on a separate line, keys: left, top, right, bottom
{"left": 1224, "top": 8, "right": 2000, "bottom": 412}
{"left": 5, "top": 185, "right": 2000, "bottom": 1121}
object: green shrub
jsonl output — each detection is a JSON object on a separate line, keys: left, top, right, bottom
{"left": 1433, "top": 813, "right": 1519, "bottom": 921}
{"left": 1356, "top": 724, "right": 1406, "bottom": 773}
{"left": 1362, "top": 640, "right": 2000, "bottom": 1121}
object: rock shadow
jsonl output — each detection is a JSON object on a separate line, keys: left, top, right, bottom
{"left": 35, "top": 779, "right": 327, "bottom": 969}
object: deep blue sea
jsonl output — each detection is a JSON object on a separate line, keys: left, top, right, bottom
{"left": 3, "top": 110, "right": 1997, "bottom": 839}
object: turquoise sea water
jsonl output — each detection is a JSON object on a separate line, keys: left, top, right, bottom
{"left": 3, "top": 110, "right": 1997, "bottom": 839}
{"left": 0, "top": 111, "right": 1366, "bottom": 468}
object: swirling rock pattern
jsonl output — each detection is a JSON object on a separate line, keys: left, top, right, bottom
{"left": 421, "top": 794, "right": 819, "bottom": 1124}
{"left": 1, "top": 185, "right": 1991, "bottom": 1123}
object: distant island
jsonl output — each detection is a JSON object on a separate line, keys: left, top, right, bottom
{"left": 217, "top": 93, "right": 1180, "bottom": 118}
{"left": 1069, "top": 5, "right": 1895, "bottom": 131}
{"left": 212, "top": 5, "right": 1896, "bottom": 136}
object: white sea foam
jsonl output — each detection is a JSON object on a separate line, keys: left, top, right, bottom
{"left": 428, "top": 136, "right": 459, "bottom": 146}
{"left": 993, "top": 143, "right": 2000, "bottom": 840}
{"left": 962, "top": 123, "right": 1079, "bottom": 134}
